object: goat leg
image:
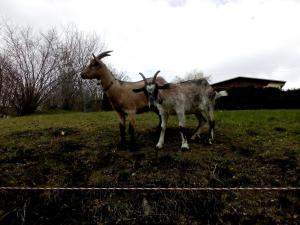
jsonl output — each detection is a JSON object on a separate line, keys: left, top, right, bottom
{"left": 127, "top": 112, "right": 137, "bottom": 151}
{"left": 128, "top": 122, "right": 136, "bottom": 151}
{"left": 156, "top": 110, "right": 168, "bottom": 150}
{"left": 118, "top": 123, "right": 126, "bottom": 149}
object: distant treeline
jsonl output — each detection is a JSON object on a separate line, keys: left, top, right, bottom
{"left": 215, "top": 87, "right": 300, "bottom": 110}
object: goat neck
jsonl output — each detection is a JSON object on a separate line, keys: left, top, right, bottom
{"left": 98, "top": 65, "right": 116, "bottom": 92}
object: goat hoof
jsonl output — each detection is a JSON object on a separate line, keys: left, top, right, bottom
{"left": 191, "top": 134, "right": 201, "bottom": 142}
{"left": 181, "top": 147, "right": 191, "bottom": 152}
{"left": 155, "top": 145, "right": 163, "bottom": 150}
{"left": 190, "top": 135, "right": 201, "bottom": 143}
{"left": 208, "top": 139, "right": 213, "bottom": 145}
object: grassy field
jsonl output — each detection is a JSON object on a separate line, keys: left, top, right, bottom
{"left": 0, "top": 110, "right": 299, "bottom": 224}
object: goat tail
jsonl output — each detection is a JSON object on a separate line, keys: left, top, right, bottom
{"left": 215, "top": 90, "right": 228, "bottom": 99}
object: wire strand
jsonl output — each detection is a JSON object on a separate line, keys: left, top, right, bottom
{"left": 1, "top": 187, "right": 299, "bottom": 192}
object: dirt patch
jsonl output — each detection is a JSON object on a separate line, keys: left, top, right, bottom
{"left": 231, "top": 144, "right": 255, "bottom": 157}
{"left": 274, "top": 127, "right": 287, "bottom": 132}
{"left": 10, "top": 127, "right": 80, "bottom": 138}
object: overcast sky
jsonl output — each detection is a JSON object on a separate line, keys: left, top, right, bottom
{"left": 1, "top": 0, "right": 300, "bottom": 89}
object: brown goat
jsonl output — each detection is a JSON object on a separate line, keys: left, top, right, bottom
{"left": 80, "top": 51, "right": 167, "bottom": 150}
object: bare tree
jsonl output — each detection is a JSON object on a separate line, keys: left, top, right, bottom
{"left": 54, "top": 25, "right": 103, "bottom": 110}
{"left": 55, "top": 34, "right": 130, "bottom": 111}
{"left": 2, "top": 23, "right": 60, "bottom": 115}
{"left": 1, "top": 21, "right": 125, "bottom": 114}
{"left": 109, "top": 65, "right": 130, "bottom": 82}
{"left": 0, "top": 54, "right": 15, "bottom": 116}
{"left": 174, "top": 69, "right": 209, "bottom": 83}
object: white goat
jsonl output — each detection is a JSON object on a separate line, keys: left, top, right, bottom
{"left": 133, "top": 71, "right": 227, "bottom": 150}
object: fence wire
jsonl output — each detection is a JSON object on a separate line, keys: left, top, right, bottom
{"left": 1, "top": 186, "right": 299, "bottom": 192}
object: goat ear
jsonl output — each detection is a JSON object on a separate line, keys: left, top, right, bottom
{"left": 158, "top": 83, "right": 170, "bottom": 89}
{"left": 132, "top": 87, "right": 144, "bottom": 93}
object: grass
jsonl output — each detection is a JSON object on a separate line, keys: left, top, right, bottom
{"left": 0, "top": 109, "right": 299, "bottom": 224}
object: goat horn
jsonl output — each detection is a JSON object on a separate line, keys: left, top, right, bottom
{"left": 97, "top": 50, "right": 113, "bottom": 60}
{"left": 152, "top": 70, "right": 160, "bottom": 83}
{"left": 92, "top": 53, "right": 101, "bottom": 64}
{"left": 139, "top": 72, "right": 148, "bottom": 84}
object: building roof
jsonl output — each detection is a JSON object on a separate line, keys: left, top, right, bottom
{"left": 212, "top": 76, "right": 286, "bottom": 86}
